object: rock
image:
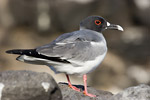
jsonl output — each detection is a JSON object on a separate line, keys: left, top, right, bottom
{"left": 59, "top": 83, "right": 150, "bottom": 100}
{"left": 58, "top": 83, "right": 113, "bottom": 100}
{"left": 0, "top": 70, "right": 62, "bottom": 100}
{"left": 0, "top": 71, "right": 149, "bottom": 100}
{"left": 110, "top": 84, "right": 150, "bottom": 100}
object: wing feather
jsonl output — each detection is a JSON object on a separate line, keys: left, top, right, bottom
{"left": 36, "top": 30, "right": 107, "bottom": 62}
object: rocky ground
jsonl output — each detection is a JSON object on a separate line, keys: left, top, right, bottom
{"left": 0, "top": 71, "right": 150, "bottom": 100}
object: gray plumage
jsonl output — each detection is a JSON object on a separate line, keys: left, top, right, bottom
{"left": 36, "top": 29, "right": 107, "bottom": 62}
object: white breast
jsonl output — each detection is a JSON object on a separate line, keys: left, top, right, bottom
{"left": 76, "top": 52, "right": 107, "bottom": 75}
{"left": 51, "top": 52, "right": 107, "bottom": 75}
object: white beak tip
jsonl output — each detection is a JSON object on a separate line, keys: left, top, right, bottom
{"left": 117, "top": 25, "right": 124, "bottom": 31}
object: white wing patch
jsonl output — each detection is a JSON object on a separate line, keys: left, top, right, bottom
{"left": 56, "top": 42, "right": 67, "bottom": 45}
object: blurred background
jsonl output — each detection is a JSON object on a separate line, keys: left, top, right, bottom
{"left": 0, "top": 0, "right": 150, "bottom": 94}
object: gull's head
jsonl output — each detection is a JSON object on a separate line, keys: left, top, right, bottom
{"left": 80, "top": 16, "right": 124, "bottom": 32}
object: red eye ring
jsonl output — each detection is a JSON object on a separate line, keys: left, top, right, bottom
{"left": 95, "top": 20, "right": 101, "bottom": 25}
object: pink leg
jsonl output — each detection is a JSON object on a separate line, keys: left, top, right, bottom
{"left": 66, "top": 74, "right": 80, "bottom": 92}
{"left": 83, "top": 74, "right": 96, "bottom": 97}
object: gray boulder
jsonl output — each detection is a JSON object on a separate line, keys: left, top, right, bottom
{"left": 0, "top": 70, "right": 62, "bottom": 100}
{"left": 110, "top": 84, "right": 150, "bottom": 100}
{"left": 59, "top": 83, "right": 150, "bottom": 100}
{"left": 58, "top": 83, "right": 113, "bottom": 100}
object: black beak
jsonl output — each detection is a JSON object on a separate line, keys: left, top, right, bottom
{"left": 106, "top": 22, "right": 124, "bottom": 31}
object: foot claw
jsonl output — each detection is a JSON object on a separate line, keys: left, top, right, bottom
{"left": 83, "top": 91, "right": 96, "bottom": 97}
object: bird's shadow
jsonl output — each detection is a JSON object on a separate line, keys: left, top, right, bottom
{"left": 59, "top": 82, "right": 84, "bottom": 91}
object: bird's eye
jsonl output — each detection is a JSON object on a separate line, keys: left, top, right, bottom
{"left": 95, "top": 20, "right": 101, "bottom": 25}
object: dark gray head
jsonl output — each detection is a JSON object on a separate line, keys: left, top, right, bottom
{"left": 80, "top": 16, "right": 123, "bottom": 32}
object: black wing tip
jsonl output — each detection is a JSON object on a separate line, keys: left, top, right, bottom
{"left": 6, "top": 50, "right": 13, "bottom": 54}
{"left": 5, "top": 49, "right": 24, "bottom": 54}
{"left": 6, "top": 49, "right": 36, "bottom": 55}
